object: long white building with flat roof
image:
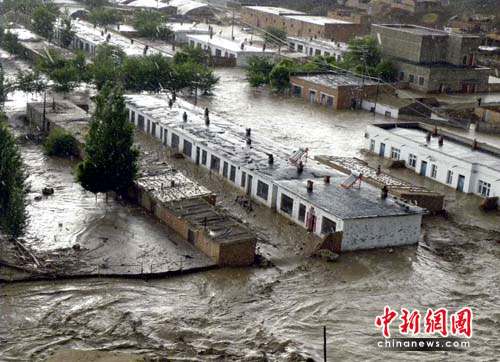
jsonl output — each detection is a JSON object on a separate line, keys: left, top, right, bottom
{"left": 186, "top": 34, "right": 274, "bottom": 66}
{"left": 125, "top": 94, "right": 424, "bottom": 252}
{"left": 365, "top": 123, "right": 500, "bottom": 199}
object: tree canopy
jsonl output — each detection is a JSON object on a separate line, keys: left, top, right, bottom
{"left": 31, "top": 3, "right": 59, "bottom": 41}
{"left": 77, "top": 83, "right": 139, "bottom": 197}
{"left": 89, "top": 7, "right": 123, "bottom": 26}
{"left": 133, "top": 10, "right": 173, "bottom": 40}
{"left": 0, "top": 119, "right": 28, "bottom": 238}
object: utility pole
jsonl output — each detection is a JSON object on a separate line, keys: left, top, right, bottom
{"left": 323, "top": 326, "right": 327, "bottom": 362}
{"left": 231, "top": 10, "right": 235, "bottom": 40}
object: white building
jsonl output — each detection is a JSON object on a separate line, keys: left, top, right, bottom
{"left": 365, "top": 123, "right": 500, "bottom": 198}
{"left": 287, "top": 36, "right": 348, "bottom": 61}
{"left": 53, "top": 19, "right": 166, "bottom": 58}
{"left": 168, "top": 22, "right": 210, "bottom": 44}
{"left": 186, "top": 34, "right": 274, "bottom": 66}
{"left": 125, "top": 94, "right": 423, "bottom": 251}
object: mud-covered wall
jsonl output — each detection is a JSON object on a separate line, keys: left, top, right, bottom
{"left": 342, "top": 213, "right": 422, "bottom": 251}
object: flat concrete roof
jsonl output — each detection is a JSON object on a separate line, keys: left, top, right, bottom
{"left": 168, "top": 0, "right": 210, "bottom": 15}
{"left": 374, "top": 24, "right": 449, "bottom": 36}
{"left": 276, "top": 175, "right": 420, "bottom": 219}
{"left": 292, "top": 72, "right": 379, "bottom": 88}
{"left": 285, "top": 15, "right": 352, "bottom": 25}
{"left": 376, "top": 124, "right": 500, "bottom": 171}
{"left": 126, "top": 94, "right": 422, "bottom": 220}
{"left": 66, "top": 20, "right": 166, "bottom": 57}
{"left": 125, "top": 0, "right": 173, "bottom": 9}
{"left": 168, "top": 22, "right": 210, "bottom": 33}
{"left": 243, "top": 6, "right": 305, "bottom": 16}
{"left": 288, "top": 36, "right": 349, "bottom": 50}
{"left": 186, "top": 34, "right": 273, "bottom": 53}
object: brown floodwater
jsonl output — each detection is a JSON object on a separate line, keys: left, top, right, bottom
{"left": 1, "top": 63, "right": 500, "bottom": 361}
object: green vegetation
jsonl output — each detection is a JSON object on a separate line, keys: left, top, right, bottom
{"left": 15, "top": 70, "right": 48, "bottom": 97}
{"left": 44, "top": 129, "right": 80, "bottom": 158}
{"left": 246, "top": 35, "right": 397, "bottom": 92}
{"left": 0, "top": 118, "right": 28, "bottom": 238}
{"left": 0, "top": 64, "right": 15, "bottom": 108}
{"left": 264, "top": 26, "right": 287, "bottom": 46}
{"left": 59, "top": 16, "right": 75, "bottom": 49}
{"left": 77, "top": 84, "right": 139, "bottom": 197}
{"left": 89, "top": 7, "right": 123, "bottom": 26}
{"left": 134, "top": 10, "right": 173, "bottom": 41}
{"left": 31, "top": 3, "right": 59, "bottom": 41}
{"left": 2, "top": 31, "right": 23, "bottom": 56}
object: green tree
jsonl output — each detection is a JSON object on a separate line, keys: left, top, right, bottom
{"left": 32, "top": 4, "right": 58, "bottom": 41}
{"left": 122, "top": 53, "right": 173, "bottom": 93}
{"left": 76, "top": 84, "right": 139, "bottom": 197}
{"left": 245, "top": 56, "right": 275, "bottom": 87}
{"left": 91, "top": 44, "right": 125, "bottom": 90}
{"left": 89, "top": 7, "right": 122, "bottom": 27}
{"left": 84, "top": 0, "right": 109, "bottom": 8}
{"left": 59, "top": 16, "right": 75, "bottom": 48}
{"left": 15, "top": 70, "right": 48, "bottom": 97}
{"left": 173, "top": 45, "right": 208, "bottom": 65}
{"left": 134, "top": 10, "right": 173, "bottom": 40}
{"left": 44, "top": 129, "right": 80, "bottom": 158}
{"left": 264, "top": 26, "right": 287, "bottom": 45}
{"left": 2, "top": 31, "right": 23, "bottom": 55}
{"left": 0, "top": 64, "right": 15, "bottom": 109}
{"left": 0, "top": 121, "right": 28, "bottom": 238}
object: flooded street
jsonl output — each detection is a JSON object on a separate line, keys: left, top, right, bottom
{"left": 1, "top": 64, "right": 500, "bottom": 361}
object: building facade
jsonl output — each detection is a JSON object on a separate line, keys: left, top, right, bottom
{"left": 365, "top": 123, "right": 500, "bottom": 198}
{"left": 186, "top": 34, "right": 274, "bottom": 66}
{"left": 287, "top": 36, "right": 348, "bottom": 61}
{"left": 125, "top": 94, "right": 423, "bottom": 251}
{"left": 372, "top": 24, "right": 490, "bottom": 93}
{"left": 290, "top": 72, "right": 392, "bottom": 110}
{"left": 241, "top": 6, "right": 366, "bottom": 42}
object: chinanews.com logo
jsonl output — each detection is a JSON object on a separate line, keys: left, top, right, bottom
{"left": 374, "top": 306, "right": 472, "bottom": 351}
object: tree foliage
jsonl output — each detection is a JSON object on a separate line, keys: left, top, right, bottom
{"left": 0, "top": 120, "right": 28, "bottom": 238}
{"left": 44, "top": 129, "right": 80, "bottom": 158}
{"left": 89, "top": 7, "right": 123, "bottom": 26}
{"left": 59, "top": 16, "right": 75, "bottom": 48}
{"left": 245, "top": 56, "right": 274, "bottom": 87}
{"left": 91, "top": 44, "right": 126, "bottom": 90}
{"left": 133, "top": 10, "right": 173, "bottom": 40}
{"left": 2, "top": 31, "right": 23, "bottom": 55}
{"left": 15, "top": 70, "right": 48, "bottom": 96}
{"left": 76, "top": 84, "right": 139, "bottom": 196}
{"left": 32, "top": 3, "right": 59, "bottom": 41}
{"left": 264, "top": 26, "right": 287, "bottom": 45}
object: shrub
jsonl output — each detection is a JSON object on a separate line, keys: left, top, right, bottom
{"left": 44, "top": 129, "right": 80, "bottom": 158}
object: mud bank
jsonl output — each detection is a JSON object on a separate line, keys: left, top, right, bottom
{"left": 45, "top": 350, "right": 146, "bottom": 362}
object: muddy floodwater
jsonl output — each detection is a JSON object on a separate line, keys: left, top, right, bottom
{"left": 1, "top": 66, "right": 500, "bottom": 361}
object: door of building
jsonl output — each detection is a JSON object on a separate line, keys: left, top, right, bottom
{"left": 247, "top": 174, "right": 253, "bottom": 195}
{"left": 379, "top": 143, "right": 385, "bottom": 157}
{"left": 420, "top": 161, "right": 427, "bottom": 176}
{"left": 195, "top": 147, "right": 200, "bottom": 165}
{"left": 457, "top": 175, "right": 465, "bottom": 192}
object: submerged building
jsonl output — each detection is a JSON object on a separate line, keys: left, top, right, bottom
{"left": 365, "top": 123, "right": 500, "bottom": 199}
{"left": 125, "top": 94, "right": 424, "bottom": 252}
{"left": 372, "top": 24, "right": 490, "bottom": 93}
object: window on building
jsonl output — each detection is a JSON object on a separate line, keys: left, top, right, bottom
{"left": 257, "top": 180, "right": 269, "bottom": 201}
{"left": 138, "top": 115, "right": 144, "bottom": 130}
{"left": 130, "top": 110, "right": 135, "bottom": 123}
{"left": 159, "top": 126, "right": 163, "bottom": 141}
{"left": 315, "top": 49, "right": 321, "bottom": 56}
{"left": 431, "top": 164, "right": 438, "bottom": 179}
{"left": 210, "top": 155, "right": 220, "bottom": 172}
{"left": 171, "top": 133, "right": 179, "bottom": 149}
{"left": 151, "top": 122, "right": 156, "bottom": 137}
{"left": 241, "top": 171, "right": 246, "bottom": 187}
{"left": 419, "top": 76, "right": 425, "bottom": 86}
{"left": 215, "top": 49, "right": 222, "bottom": 57}
{"left": 292, "top": 85, "right": 302, "bottom": 97}
{"left": 230, "top": 165, "right": 236, "bottom": 182}
{"left": 324, "top": 52, "right": 330, "bottom": 57}
{"left": 370, "top": 140, "right": 375, "bottom": 152}
{"left": 326, "top": 96, "right": 334, "bottom": 106}
{"left": 147, "top": 119, "right": 150, "bottom": 133}
{"left": 399, "top": 71, "right": 404, "bottom": 81}
{"left": 163, "top": 129, "right": 168, "bottom": 145}
{"left": 280, "top": 193, "right": 294, "bottom": 216}
{"left": 390, "top": 147, "right": 400, "bottom": 160}
{"left": 297, "top": 44, "right": 303, "bottom": 52}
{"left": 321, "top": 217, "right": 337, "bottom": 234}
{"left": 409, "top": 74, "right": 415, "bottom": 83}
{"left": 298, "top": 204, "right": 306, "bottom": 223}
{"left": 183, "top": 140, "right": 192, "bottom": 157}
{"left": 408, "top": 154, "right": 417, "bottom": 168}
{"left": 385, "top": 111, "right": 392, "bottom": 117}
{"left": 478, "top": 180, "right": 491, "bottom": 197}
{"left": 202, "top": 149, "right": 207, "bottom": 165}
{"left": 446, "top": 170, "right": 453, "bottom": 185}
{"left": 223, "top": 162, "right": 229, "bottom": 178}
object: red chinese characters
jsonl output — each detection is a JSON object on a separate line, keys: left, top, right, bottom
{"left": 451, "top": 308, "right": 473, "bottom": 338}
{"left": 375, "top": 306, "right": 398, "bottom": 338}
{"left": 399, "top": 308, "right": 421, "bottom": 335}
{"left": 425, "top": 308, "right": 448, "bottom": 337}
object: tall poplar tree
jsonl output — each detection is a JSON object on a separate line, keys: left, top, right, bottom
{"left": 0, "top": 121, "right": 28, "bottom": 238}
{"left": 76, "top": 83, "right": 138, "bottom": 198}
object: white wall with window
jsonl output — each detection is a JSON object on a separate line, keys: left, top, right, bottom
{"left": 365, "top": 124, "right": 500, "bottom": 198}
